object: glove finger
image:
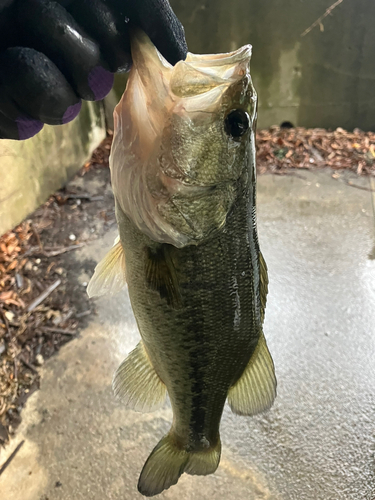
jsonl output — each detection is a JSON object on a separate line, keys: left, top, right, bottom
{"left": 0, "top": 47, "right": 82, "bottom": 126}
{"left": 0, "top": 111, "right": 44, "bottom": 140}
{"left": 65, "top": 0, "right": 132, "bottom": 73}
{"left": 128, "top": 0, "right": 188, "bottom": 65}
{"left": 17, "top": 0, "right": 114, "bottom": 100}
{"left": 0, "top": 1, "right": 19, "bottom": 50}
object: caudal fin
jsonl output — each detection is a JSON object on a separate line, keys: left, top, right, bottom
{"left": 138, "top": 433, "right": 221, "bottom": 497}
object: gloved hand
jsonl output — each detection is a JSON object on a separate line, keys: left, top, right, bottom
{"left": 0, "top": 0, "right": 187, "bottom": 140}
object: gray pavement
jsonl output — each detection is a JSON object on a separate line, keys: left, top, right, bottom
{"left": 1, "top": 170, "right": 374, "bottom": 500}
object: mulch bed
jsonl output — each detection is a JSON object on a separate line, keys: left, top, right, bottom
{"left": 0, "top": 125, "right": 374, "bottom": 448}
{"left": 257, "top": 126, "right": 375, "bottom": 176}
{"left": 0, "top": 134, "right": 113, "bottom": 447}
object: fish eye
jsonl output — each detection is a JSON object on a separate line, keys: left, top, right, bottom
{"left": 224, "top": 109, "right": 250, "bottom": 139}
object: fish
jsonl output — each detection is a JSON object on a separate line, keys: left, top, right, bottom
{"left": 88, "top": 30, "right": 276, "bottom": 497}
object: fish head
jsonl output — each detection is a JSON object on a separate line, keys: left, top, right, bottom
{"left": 110, "top": 31, "right": 257, "bottom": 247}
{"left": 162, "top": 48, "right": 257, "bottom": 188}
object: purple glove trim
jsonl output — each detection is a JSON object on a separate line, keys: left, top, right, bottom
{"left": 88, "top": 66, "right": 114, "bottom": 101}
{"left": 16, "top": 116, "right": 44, "bottom": 140}
{"left": 62, "top": 101, "right": 82, "bottom": 124}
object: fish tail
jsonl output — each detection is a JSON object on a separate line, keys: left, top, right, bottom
{"left": 138, "top": 432, "right": 221, "bottom": 497}
{"left": 184, "top": 437, "right": 221, "bottom": 476}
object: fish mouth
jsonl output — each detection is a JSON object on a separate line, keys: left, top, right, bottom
{"left": 130, "top": 29, "right": 252, "bottom": 100}
{"left": 170, "top": 45, "right": 252, "bottom": 99}
{"left": 185, "top": 45, "right": 252, "bottom": 72}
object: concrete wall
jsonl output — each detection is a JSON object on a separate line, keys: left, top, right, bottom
{"left": 0, "top": 102, "right": 105, "bottom": 236}
{"left": 3, "top": 1, "right": 373, "bottom": 235}
{"left": 170, "top": 0, "right": 375, "bottom": 131}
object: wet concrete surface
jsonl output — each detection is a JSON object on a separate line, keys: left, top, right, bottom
{"left": 1, "top": 170, "right": 374, "bottom": 500}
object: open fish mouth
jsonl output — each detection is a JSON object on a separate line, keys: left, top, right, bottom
{"left": 169, "top": 44, "right": 252, "bottom": 98}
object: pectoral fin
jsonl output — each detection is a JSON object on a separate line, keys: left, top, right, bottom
{"left": 227, "top": 333, "right": 276, "bottom": 416}
{"left": 113, "top": 341, "right": 167, "bottom": 412}
{"left": 87, "top": 237, "right": 126, "bottom": 298}
{"left": 145, "top": 245, "right": 182, "bottom": 309}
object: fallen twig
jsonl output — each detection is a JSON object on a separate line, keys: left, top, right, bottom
{"left": 301, "top": 0, "right": 344, "bottom": 37}
{"left": 25, "top": 244, "right": 84, "bottom": 258}
{"left": 60, "top": 193, "right": 104, "bottom": 202}
{"left": 345, "top": 180, "right": 375, "bottom": 193}
{"left": 15, "top": 273, "right": 24, "bottom": 289}
{"left": 0, "top": 308, "right": 9, "bottom": 330}
{"left": 19, "top": 356, "right": 39, "bottom": 374}
{"left": 40, "top": 327, "right": 76, "bottom": 336}
{"left": 42, "top": 244, "right": 85, "bottom": 257}
{"left": 27, "top": 279, "right": 61, "bottom": 312}
{"left": 0, "top": 423, "right": 9, "bottom": 444}
{"left": 31, "top": 225, "right": 43, "bottom": 250}
{"left": 0, "top": 440, "right": 25, "bottom": 477}
{"left": 75, "top": 309, "right": 91, "bottom": 318}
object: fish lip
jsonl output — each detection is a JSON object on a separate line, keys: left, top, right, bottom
{"left": 185, "top": 44, "right": 252, "bottom": 66}
{"left": 170, "top": 45, "right": 253, "bottom": 99}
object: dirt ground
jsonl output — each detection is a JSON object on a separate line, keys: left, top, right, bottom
{"left": 0, "top": 125, "right": 374, "bottom": 454}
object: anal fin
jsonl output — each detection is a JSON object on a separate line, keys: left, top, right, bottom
{"left": 87, "top": 236, "right": 126, "bottom": 298}
{"left": 227, "top": 333, "right": 276, "bottom": 416}
{"left": 112, "top": 341, "right": 167, "bottom": 412}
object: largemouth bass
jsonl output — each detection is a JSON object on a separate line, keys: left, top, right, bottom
{"left": 88, "top": 31, "right": 276, "bottom": 497}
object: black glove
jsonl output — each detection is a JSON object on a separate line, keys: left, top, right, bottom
{"left": 0, "top": 0, "right": 187, "bottom": 140}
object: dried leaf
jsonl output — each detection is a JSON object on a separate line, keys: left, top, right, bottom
{"left": 7, "top": 261, "right": 18, "bottom": 272}
{"left": 0, "top": 291, "right": 14, "bottom": 301}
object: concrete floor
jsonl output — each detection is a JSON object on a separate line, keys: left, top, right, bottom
{"left": 1, "top": 170, "right": 375, "bottom": 500}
